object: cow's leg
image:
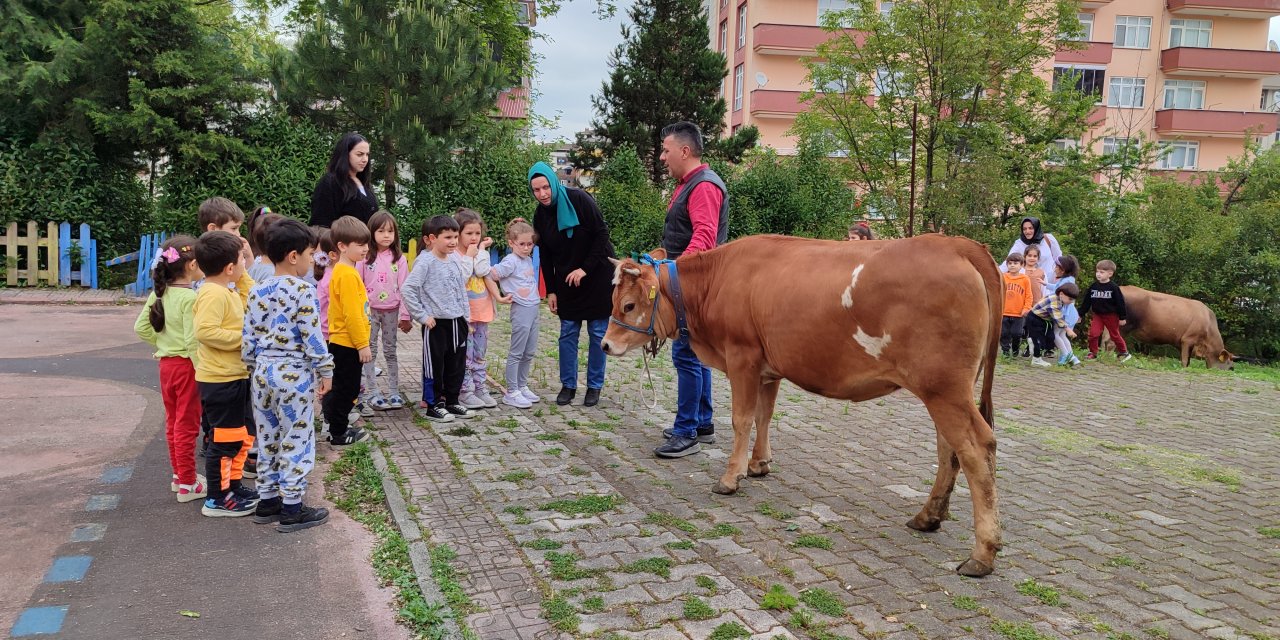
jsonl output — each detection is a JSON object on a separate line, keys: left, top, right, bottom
{"left": 747, "top": 379, "right": 780, "bottom": 477}
{"left": 907, "top": 431, "right": 960, "bottom": 532}
{"left": 712, "top": 367, "right": 761, "bottom": 495}
{"left": 922, "top": 394, "right": 1000, "bottom": 578}
{"left": 1180, "top": 341, "right": 1192, "bottom": 367}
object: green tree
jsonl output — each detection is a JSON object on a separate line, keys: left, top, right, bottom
{"left": 590, "top": 0, "right": 729, "bottom": 183}
{"left": 794, "top": 0, "right": 1095, "bottom": 237}
{"left": 592, "top": 145, "right": 665, "bottom": 254}
{"left": 280, "top": 0, "right": 511, "bottom": 206}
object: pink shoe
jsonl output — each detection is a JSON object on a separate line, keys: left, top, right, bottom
{"left": 176, "top": 478, "right": 208, "bottom": 503}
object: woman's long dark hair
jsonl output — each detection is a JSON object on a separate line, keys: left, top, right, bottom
{"left": 325, "top": 132, "right": 372, "bottom": 202}
{"left": 149, "top": 235, "right": 198, "bottom": 333}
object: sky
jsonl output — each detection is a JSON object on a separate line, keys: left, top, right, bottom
{"left": 529, "top": 1, "right": 635, "bottom": 143}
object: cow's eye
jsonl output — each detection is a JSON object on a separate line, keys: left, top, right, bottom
{"left": 623, "top": 302, "right": 636, "bottom": 313}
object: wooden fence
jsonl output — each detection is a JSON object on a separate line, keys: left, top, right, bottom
{"left": 0, "top": 222, "right": 98, "bottom": 288}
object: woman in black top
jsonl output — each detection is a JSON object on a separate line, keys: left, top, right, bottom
{"left": 310, "top": 132, "right": 378, "bottom": 227}
{"left": 527, "top": 162, "right": 616, "bottom": 408}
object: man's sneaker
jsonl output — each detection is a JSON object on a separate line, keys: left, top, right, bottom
{"left": 176, "top": 480, "right": 207, "bottom": 503}
{"left": 519, "top": 387, "right": 541, "bottom": 403}
{"left": 459, "top": 392, "right": 487, "bottom": 410}
{"left": 445, "top": 404, "right": 476, "bottom": 420}
{"left": 474, "top": 390, "right": 499, "bottom": 408}
{"left": 1084, "top": 353, "right": 1098, "bottom": 360}
{"left": 502, "top": 392, "right": 532, "bottom": 409}
{"left": 253, "top": 497, "right": 283, "bottom": 524}
{"left": 1118, "top": 352, "right": 1133, "bottom": 363}
{"left": 654, "top": 435, "right": 701, "bottom": 459}
{"left": 662, "top": 425, "right": 716, "bottom": 444}
{"left": 1031, "top": 357, "right": 1052, "bottom": 368}
{"left": 421, "top": 404, "right": 455, "bottom": 423}
{"left": 328, "top": 428, "right": 371, "bottom": 446}
{"left": 555, "top": 387, "right": 576, "bottom": 406}
{"left": 277, "top": 505, "right": 330, "bottom": 533}
{"left": 201, "top": 494, "right": 255, "bottom": 517}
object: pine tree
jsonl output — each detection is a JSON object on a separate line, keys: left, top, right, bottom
{"left": 590, "top": 0, "right": 729, "bottom": 184}
{"left": 281, "top": 0, "right": 511, "bottom": 205}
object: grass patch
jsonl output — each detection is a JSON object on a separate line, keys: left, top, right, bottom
{"left": 524, "top": 537, "right": 563, "bottom": 550}
{"left": 757, "top": 501, "right": 796, "bottom": 520}
{"left": 708, "top": 621, "right": 751, "bottom": 640}
{"left": 1144, "top": 627, "right": 1170, "bottom": 639}
{"left": 794, "top": 534, "right": 834, "bottom": 550}
{"left": 542, "top": 594, "right": 579, "bottom": 632}
{"left": 666, "top": 540, "right": 695, "bottom": 550}
{"left": 644, "top": 512, "right": 699, "bottom": 534}
{"left": 496, "top": 417, "right": 519, "bottom": 430}
{"left": 800, "top": 588, "right": 845, "bottom": 616}
{"left": 581, "top": 595, "right": 605, "bottom": 613}
{"left": 566, "top": 465, "right": 589, "bottom": 476}
{"left": 761, "top": 583, "right": 798, "bottom": 611}
{"left": 992, "top": 619, "right": 1054, "bottom": 640}
{"left": 701, "top": 523, "right": 742, "bottom": 538}
{"left": 1258, "top": 526, "right": 1280, "bottom": 539}
{"left": 619, "top": 556, "right": 672, "bottom": 578}
{"left": 1105, "top": 555, "right": 1139, "bottom": 568}
{"left": 952, "top": 595, "right": 980, "bottom": 611}
{"left": 534, "top": 433, "right": 562, "bottom": 441}
{"left": 444, "top": 425, "right": 477, "bottom": 437}
{"left": 544, "top": 447, "right": 563, "bottom": 456}
{"left": 683, "top": 596, "right": 716, "bottom": 621}
{"left": 498, "top": 469, "right": 534, "bottom": 483}
{"left": 540, "top": 494, "right": 623, "bottom": 517}
{"left": 546, "top": 552, "right": 597, "bottom": 581}
{"left": 695, "top": 575, "right": 717, "bottom": 593}
{"left": 1016, "top": 579, "right": 1062, "bottom": 606}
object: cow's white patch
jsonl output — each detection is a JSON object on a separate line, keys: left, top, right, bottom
{"left": 612, "top": 263, "right": 641, "bottom": 285}
{"left": 853, "top": 327, "right": 891, "bottom": 359}
{"left": 840, "top": 264, "right": 865, "bottom": 310}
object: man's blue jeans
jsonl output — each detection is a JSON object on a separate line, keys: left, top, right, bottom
{"left": 670, "top": 335, "right": 713, "bottom": 437}
{"left": 559, "top": 318, "right": 609, "bottom": 390}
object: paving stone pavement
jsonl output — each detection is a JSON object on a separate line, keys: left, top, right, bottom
{"left": 364, "top": 308, "right": 1280, "bottom": 640}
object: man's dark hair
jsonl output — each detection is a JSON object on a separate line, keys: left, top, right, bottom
{"left": 423, "top": 215, "right": 460, "bottom": 238}
{"left": 661, "top": 121, "right": 704, "bottom": 157}
{"left": 1057, "top": 282, "right": 1081, "bottom": 299}
{"left": 195, "top": 230, "right": 243, "bottom": 276}
{"left": 265, "top": 218, "right": 317, "bottom": 264}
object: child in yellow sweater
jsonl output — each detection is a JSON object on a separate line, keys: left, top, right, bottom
{"left": 193, "top": 230, "right": 257, "bottom": 517}
{"left": 322, "top": 216, "right": 373, "bottom": 446}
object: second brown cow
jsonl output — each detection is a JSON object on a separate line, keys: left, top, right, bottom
{"left": 1112, "top": 285, "right": 1234, "bottom": 369}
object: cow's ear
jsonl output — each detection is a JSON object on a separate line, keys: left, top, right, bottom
{"left": 1218, "top": 350, "right": 1232, "bottom": 362}
{"left": 609, "top": 257, "right": 621, "bottom": 267}
{"left": 623, "top": 267, "right": 641, "bottom": 277}
{"left": 649, "top": 248, "right": 668, "bottom": 261}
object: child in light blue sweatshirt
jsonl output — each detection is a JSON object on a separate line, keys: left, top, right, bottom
{"left": 488, "top": 218, "right": 542, "bottom": 409}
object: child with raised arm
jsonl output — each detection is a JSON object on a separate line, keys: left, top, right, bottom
{"left": 1030, "top": 282, "right": 1082, "bottom": 368}
{"left": 243, "top": 218, "right": 334, "bottom": 531}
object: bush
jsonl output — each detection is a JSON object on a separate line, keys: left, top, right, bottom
{"left": 726, "top": 144, "right": 856, "bottom": 240}
{"left": 593, "top": 145, "right": 665, "bottom": 256}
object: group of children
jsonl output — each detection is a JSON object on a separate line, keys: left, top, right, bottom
{"left": 135, "top": 198, "right": 541, "bottom": 529}
{"left": 1001, "top": 247, "right": 1132, "bottom": 368}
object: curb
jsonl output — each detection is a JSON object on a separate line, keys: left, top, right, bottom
{"left": 369, "top": 444, "right": 466, "bottom": 640}
{"left": 0, "top": 293, "right": 145, "bottom": 306}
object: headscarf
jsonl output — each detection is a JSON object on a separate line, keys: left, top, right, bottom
{"left": 1020, "top": 217, "right": 1044, "bottom": 244}
{"left": 527, "top": 162, "right": 579, "bottom": 238}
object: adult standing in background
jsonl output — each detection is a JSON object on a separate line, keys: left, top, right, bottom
{"left": 1001, "top": 217, "right": 1062, "bottom": 289}
{"left": 528, "top": 162, "right": 616, "bottom": 408}
{"left": 654, "top": 122, "right": 729, "bottom": 459}
{"left": 310, "top": 132, "right": 378, "bottom": 227}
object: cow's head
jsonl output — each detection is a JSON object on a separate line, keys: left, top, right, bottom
{"left": 1211, "top": 348, "right": 1235, "bottom": 371}
{"left": 601, "top": 256, "right": 672, "bottom": 356}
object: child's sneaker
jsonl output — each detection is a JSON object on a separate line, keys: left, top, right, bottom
{"left": 277, "top": 504, "right": 330, "bottom": 532}
{"left": 387, "top": 393, "right": 405, "bottom": 409}
{"left": 445, "top": 404, "right": 475, "bottom": 420}
{"left": 421, "top": 404, "right": 455, "bottom": 423}
{"left": 1070, "top": 356, "right": 1082, "bottom": 367}
{"left": 171, "top": 474, "right": 179, "bottom": 492}
{"left": 176, "top": 480, "right": 207, "bottom": 503}
{"left": 1084, "top": 352, "right": 1098, "bottom": 360}
{"left": 358, "top": 400, "right": 375, "bottom": 417}
{"left": 230, "top": 483, "right": 259, "bottom": 505}
{"left": 253, "top": 496, "right": 283, "bottom": 524}
{"left": 459, "top": 392, "right": 487, "bottom": 410}
{"left": 519, "top": 387, "right": 541, "bottom": 403}
{"left": 328, "top": 428, "right": 371, "bottom": 446}
{"left": 242, "top": 458, "right": 258, "bottom": 479}
{"left": 348, "top": 409, "right": 362, "bottom": 424}
{"left": 474, "top": 390, "right": 499, "bottom": 408}
{"left": 368, "top": 394, "right": 392, "bottom": 411}
{"left": 201, "top": 494, "right": 255, "bottom": 517}
{"left": 502, "top": 391, "right": 532, "bottom": 409}
{"left": 1118, "top": 352, "right": 1133, "bottom": 363}
{"left": 1031, "top": 356, "right": 1051, "bottom": 368}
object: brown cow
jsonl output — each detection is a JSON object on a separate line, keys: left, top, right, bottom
{"left": 1115, "top": 285, "right": 1234, "bottom": 370}
{"left": 602, "top": 234, "right": 1004, "bottom": 577}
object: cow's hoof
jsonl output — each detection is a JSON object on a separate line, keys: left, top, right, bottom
{"left": 711, "top": 481, "right": 739, "bottom": 495}
{"left": 906, "top": 514, "right": 942, "bottom": 532}
{"left": 955, "top": 557, "right": 994, "bottom": 578}
{"left": 746, "top": 460, "right": 771, "bottom": 477}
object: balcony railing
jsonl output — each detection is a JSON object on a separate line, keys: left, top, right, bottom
{"left": 1056, "top": 41, "right": 1114, "bottom": 65}
{"left": 750, "top": 90, "right": 807, "bottom": 117}
{"left": 752, "top": 23, "right": 865, "bottom": 56}
{"left": 1154, "top": 108, "right": 1278, "bottom": 136}
{"left": 1080, "top": 0, "right": 1112, "bottom": 7}
{"left": 1167, "top": 0, "right": 1280, "bottom": 18}
{"left": 1160, "top": 46, "right": 1280, "bottom": 79}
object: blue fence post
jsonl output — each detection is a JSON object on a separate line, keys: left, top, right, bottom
{"left": 59, "top": 223, "right": 71, "bottom": 286}
{"left": 88, "top": 237, "right": 98, "bottom": 289}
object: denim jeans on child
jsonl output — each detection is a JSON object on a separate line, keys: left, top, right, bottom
{"left": 558, "top": 318, "right": 609, "bottom": 390}
{"left": 670, "top": 335, "right": 713, "bottom": 438}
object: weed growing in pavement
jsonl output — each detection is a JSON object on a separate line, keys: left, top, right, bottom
{"left": 683, "top": 596, "right": 716, "bottom": 620}
{"left": 695, "top": 575, "right": 717, "bottom": 593}
{"left": 540, "top": 494, "right": 623, "bottom": 516}
{"left": 544, "top": 447, "right": 563, "bottom": 456}
{"left": 757, "top": 502, "right": 796, "bottom": 520}
{"left": 545, "top": 552, "right": 597, "bottom": 581}
{"left": 498, "top": 469, "right": 534, "bottom": 483}
{"left": 1258, "top": 526, "right": 1280, "bottom": 539}
{"left": 566, "top": 465, "right": 589, "bottom": 476}
{"left": 581, "top": 595, "right": 605, "bottom": 613}
{"left": 992, "top": 619, "right": 1054, "bottom": 640}
{"left": 800, "top": 588, "right": 845, "bottom": 616}
{"left": 666, "top": 540, "right": 695, "bottom": 550}
{"left": 534, "top": 433, "right": 562, "bottom": 441}
{"left": 524, "top": 538, "right": 563, "bottom": 550}
{"left": 619, "top": 556, "right": 672, "bottom": 578}
{"left": 1143, "top": 627, "right": 1170, "bottom": 639}
{"left": 644, "top": 512, "right": 699, "bottom": 534}
{"left": 707, "top": 621, "right": 751, "bottom": 640}
{"left": 952, "top": 595, "right": 980, "bottom": 611}
{"left": 502, "top": 505, "right": 532, "bottom": 525}
{"left": 1105, "top": 555, "right": 1139, "bottom": 568}
{"left": 702, "top": 523, "right": 742, "bottom": 538}
{"left": 497, "top": 417, "right": 519, "bottom": 430}
{"left": 794, "top": 534, "right": 833, "bottom": 550}
{"left": 445, "top": 425, "right": 477, "bottom": 437}
{"left": 541, "top": 594, "right": 579, "bottom": 632}
{"left": 1016, "top": 579, "right": 1061, "bottom": 606}
{"left": 761, "top": 584, "right": 798, "bottom": 610}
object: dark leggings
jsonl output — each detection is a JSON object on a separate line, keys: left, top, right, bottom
{"left": 1024, "top": 313, "right": 1055, "bottom": 357}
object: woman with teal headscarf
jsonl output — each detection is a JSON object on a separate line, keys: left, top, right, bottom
{"left": 527, "top": 162, "right": 616, "bottom": 408}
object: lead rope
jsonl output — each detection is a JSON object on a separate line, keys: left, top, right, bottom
{"left": 640, "top": 337, "right": 664, "bottom": 410}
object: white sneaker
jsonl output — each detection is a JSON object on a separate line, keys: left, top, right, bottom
{"left": 474, "top": 390, "right": 499, "bottom": 408}
{"left": 459, "top": 393, "right": 487, "bottom": 410}
{"left": 1031, "top": 357, "right": 1051, "bottom": 368}
{"left": 502, "top": 392, "right": 533, "bottom": 409}
{"left": 519, "top": 387, "right": 540, "bottom": 403}
{"left": 348, "top": 409, "right": 362, "bottom": 424}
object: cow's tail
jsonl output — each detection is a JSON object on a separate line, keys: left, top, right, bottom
{"left": 968, "top": 243, "right": 1001, "bottom": 429}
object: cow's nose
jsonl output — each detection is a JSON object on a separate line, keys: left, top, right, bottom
{"left": 602, "top": 341, "right": 613, "bottom": 354}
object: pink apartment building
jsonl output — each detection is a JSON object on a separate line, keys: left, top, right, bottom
{"left": 710, "top": 0, "right": 1280, "bottom": 173}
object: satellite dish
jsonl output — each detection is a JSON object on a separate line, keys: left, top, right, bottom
{"left": 755, "top": 72, "right": 768, "bottom": 88}
{"left": 1270, "top": 39, "right": 1278, "bottom": 52}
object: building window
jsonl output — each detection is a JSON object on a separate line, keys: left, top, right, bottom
{"left": 719, "top": 20, "right": 727, "bottom": 52}
{"left": 1107, "top": 77, "right": 1145, "bottom": 108}
{"left": 1158, "top": 140, "right": 1199, "bottom": 170}
{"left": 1075, "top": 13, "right": 1094, "bottom": 41}
{"left": 1169, "top": 19, "right": 1211, "bottom": 48}
{"left": 734, "top": 64, "right": 744, "bottom": 111}
{"left": 1262, "top": 88, "right": 1280, "bottom": 111}
{"left": 873, "top": 68, "right": 906, "bottom": 97}
{"left": 880, "top": 1, "right": 895, "bottom": 18}
{"left": 1048, "top": 138, "right": 1079, "bottom": 165}
{"left": 737, "top": 4, "right": 747, "bottom": 49}
{"left": 1163, "top": 80, "right": 1206, "bottom": 110}
{"left": 818, "top": 0, "right": 855, "bottom": 26}
{"left": 1114, "top": 16, "right": 1152, "bottom": 49}
{"left": 721, "top": 0, "right": 728, "bottom": 8}
{"left": 1101, "top": 137, "right": 1140, "bottom": 167}
{"left": 1053, "top": 65, "right": 1105, "bottom": 101}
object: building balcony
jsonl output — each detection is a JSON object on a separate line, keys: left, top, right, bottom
{"left": 752, "top": 23, "right": 865, "bottom": 56}
{"left": 1154, "top": 108, "right": 1278, "bottom": 136}
{"left": 749, "top": 90, "right": 807, "bottom": 117}
{"left": 1080, "top": 0, "right": 1111, "bottom": 7}
{"left": 1056, "top": 41, "right": 1114, "bottom": 65}
{"left": 1160, "top": 46, "right": 1280, "bottom": 79}
{"left": 1166, "top": 0, "right": 1280, "bottom": 18}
